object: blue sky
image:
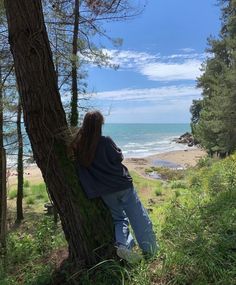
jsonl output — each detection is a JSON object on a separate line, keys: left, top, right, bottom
{"left": 85, "top": 0, "right": 221, "bottom": 123}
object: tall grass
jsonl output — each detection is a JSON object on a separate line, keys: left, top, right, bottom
{"left": 159, "top": 154, "right": 236, "bottom": 284}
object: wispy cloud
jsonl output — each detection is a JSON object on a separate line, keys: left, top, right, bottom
{"left": 100, "top": 49, "right": 205, "bottom": 82}
{"left": 94, "top": 85, "right": 201, "bottom": 102}
{"left": 180, "top": 47, "right": 196, "bottom": 53}
{"left": 140, "top": 60, "right": 202, "bottom": 81}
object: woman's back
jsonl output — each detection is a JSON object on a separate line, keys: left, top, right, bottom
{"left": 77, "top": 136, "right": 132, "bottom": 199}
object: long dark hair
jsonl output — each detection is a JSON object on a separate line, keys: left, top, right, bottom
{"left": 71, "top": 110, "right": 104, "bottom": 167}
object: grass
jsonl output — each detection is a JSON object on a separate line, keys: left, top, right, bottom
{"left": 154, "top": 188, "right": 162, "bottom": 196}
{"left": 0, "top": 215, "right": 66, "bottom": 285}
{"left": 8, "top": 182, "right": 49, "bottom": 213}
{"left": 3, "top": 155, "right": 236, "bottom": 284}
{"left": 24, "top": 180, "right": 30, "bottom": 188}
{"left": 170, "top": 179, "right": 188, "bottom": 189}
{"left": 9, "top": 189, "right": 17, "bottom": 199}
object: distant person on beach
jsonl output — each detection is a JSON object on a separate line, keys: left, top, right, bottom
{"left": 71, "top": 110, "right": 158, "bottom": 263}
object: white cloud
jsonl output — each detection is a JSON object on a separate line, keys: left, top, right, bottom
{"left": 99, "top": 49, "right": 204, "bottom": 82}
{"left": 140, "top": 59, "right": 202, "bottom": 81}
{"left": 94, "top": 85, "right": 201, "bottom": 102}
{"left": 180, "top": 48, "right": 196, "bottom": 53}
{"left": 103, "top": 49, "right": 158, "bottom": 67}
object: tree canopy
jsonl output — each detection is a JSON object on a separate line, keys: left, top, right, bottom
{"left": 191, "top": 0, "right": 236, "bottom": 156}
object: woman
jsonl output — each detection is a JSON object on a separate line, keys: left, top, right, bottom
{"left": 72, "top": 110, "right": 158, "bottom": 262}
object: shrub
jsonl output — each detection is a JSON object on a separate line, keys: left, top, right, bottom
{"left": 197, "top": 156, "right": 213, "bottom": 168}
{"left": 9, "top": 189, "right": 17, "bottom": 199}
{"left": 31, "top": 184, "right": 48, "bottom": 200}
{"left": 174, "top": 190, "right": 181, "bottom": 198}
{"left": 7, "top": 233, "right": 38, "bottom": 264}
{"left": 151, "top": 167, "right": 185, "bottom": 181}
{"left": 24, "top": 180, "right": 30, "bottom": 188}
{"left": 170, "top": 180, "right": 187, "bottom": 189}
{"left": 207, "top": 169, "right": 225, "bottom": 193}
{"left": 189, "top": 173, "right": 202, "bottom": 189}
{"left": 26, "top": 197, "right": 35, "bottom": 205}
{"left": 155, "top": 188, "right": 162, "bottom": 196}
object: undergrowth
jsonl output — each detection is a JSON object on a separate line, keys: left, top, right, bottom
{"left": 2, "top": 154, "right": 236, "bottom": 284}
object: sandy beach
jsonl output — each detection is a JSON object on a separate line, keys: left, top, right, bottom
{"left": 7, "top": 148, "right": 206, "bottom": 187}
{"left": 124, "top": 147, "right": 206, "bottom": 177}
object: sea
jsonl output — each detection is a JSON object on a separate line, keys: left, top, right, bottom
{"left": 6, "top": 123, "right": 192, "bottom": 167}
{"left": 102, "top": 123, "right": 191, "bottom": 158}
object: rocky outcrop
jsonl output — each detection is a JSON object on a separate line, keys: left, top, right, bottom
{"left": 173, "top": 132, "right": 194, "bottom": 147}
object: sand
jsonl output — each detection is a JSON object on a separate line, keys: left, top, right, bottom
{"left": 7, "top": 147, "right": 207, "bottom": 186}
{"left": 124, "top": 147, "right": 206, "bottom": 177}
{"left": 8, "top": 165, "right": 44, "bottom": 188}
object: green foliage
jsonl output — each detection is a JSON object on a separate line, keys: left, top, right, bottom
{"left": 24, "top": 180, "right": 30, "bottom": 188}
{"left": 31, "top": 183, "right": 47, "bottom": 199}
{"left": 196, "top": 155, "right": 214, "bottom": 168}
{"left": 191, "top": 0, "right": 236, "bottom": 156}
{"left": 26, "top": 196, "right": 35, "bottom": 205}
{"left": 0, "top": 216, "right": 66, "bottom": 285}
{"left": 35, "top": 217, "right": 60, "bottom": 255}
{"left": 160, "top": 155, "right": 236, "bottom": 284}
{"left": 4, "top": 156, "right": 236, "bottom": 284}
{"left": 9, "top": 189, "right": 17, "bottom": 199}
{"left": 155, "top": 188, "right": 162, "bottom": 196}
{"left": 145, "top": 167, "right": 184, "bottom": 181}
{"left": 76, "top": 260, "right": 130, "bottom": 285}
{"left": 170, "top": 180, "right": 187, "bottom": 189}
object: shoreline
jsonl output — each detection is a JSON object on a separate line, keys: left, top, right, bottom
{"left": 7, "top": 148, "right": 207, "bottom": 187}
{"left": 124, "top": 148, "right": 206, "bottom": 177}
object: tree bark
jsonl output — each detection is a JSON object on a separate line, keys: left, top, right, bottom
{"left": 4, "top": 0, "right": 113, "bottom": 267}
{"left": 16, "top": 97, "right": 24, "bottom": 223}
{"left": 0, "top": 64, "right": 7, "bottom": 251}
{"left": 70, "top": 0, "right": 79, "bottom": 126}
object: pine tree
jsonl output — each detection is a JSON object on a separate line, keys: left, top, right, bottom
{"left": 192, "top": 0, "right": 236, "bottom": 156}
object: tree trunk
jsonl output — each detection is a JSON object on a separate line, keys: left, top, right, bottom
{"left": 0, "top": 148, "right": 7, "bottom": 252}
{"left": 0, "top": 64, "right": 7, "bottom": 251}
{"left": 70, "top": 0, "right": 79, "bottom": 126}
{"left": 16, "top": 97, "right": 24, "bottom": 223}
{"left": 4, "top": 0, "right": 113, "bottom": 267}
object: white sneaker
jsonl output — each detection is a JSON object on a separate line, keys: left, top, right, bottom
{"left": 116, "top": 246, "right": 142, "bottom": 264}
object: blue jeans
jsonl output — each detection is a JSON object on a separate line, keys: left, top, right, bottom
{"left": 101, "top": 187, "right": 158, "bottom": 255}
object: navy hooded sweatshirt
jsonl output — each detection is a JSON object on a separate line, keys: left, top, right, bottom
{"left": 76, "top": 136, "right": 133, "bottom": 199}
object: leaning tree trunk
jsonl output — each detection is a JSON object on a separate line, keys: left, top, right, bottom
{"left": 16, "top": 97, "right": 24, "bottom": 223}
{"left": 4, "top": 0, "right": 113, "bottom": 267}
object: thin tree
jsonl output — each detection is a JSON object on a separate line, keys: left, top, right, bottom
{"left": 16, "top": 96, "right": 23, "bottom": 223}
{"left": 70, "top": 0, "right": 80, "bottom": 126}
{"left": 0, "top": 63, "right": 7, "bottom": 251}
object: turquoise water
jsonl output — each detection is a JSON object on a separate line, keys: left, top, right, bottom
{"left": 6, "top": 123, "right": 191, "bottom": 166}
{"left": 103, "top": 123, "right": 191, "bottom": 158}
